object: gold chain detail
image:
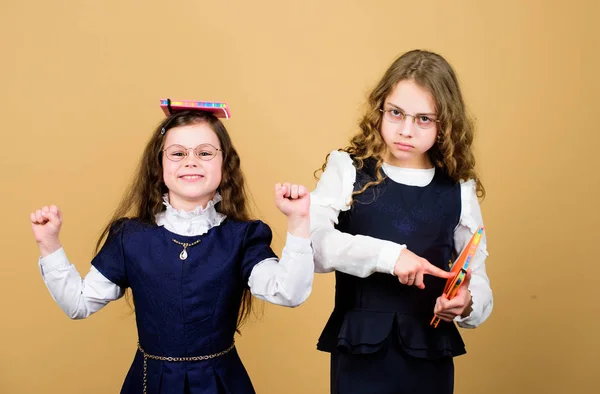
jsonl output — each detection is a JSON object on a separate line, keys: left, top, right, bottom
{"left": 138, "top": 341, "right": 235, "bottom": 393}
{"left": 171, "top": 239, "right": 201, "bottom": 248}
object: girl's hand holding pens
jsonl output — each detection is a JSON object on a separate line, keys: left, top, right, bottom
{"left": 433, "top": 270, "right": 473, "bottom": 321}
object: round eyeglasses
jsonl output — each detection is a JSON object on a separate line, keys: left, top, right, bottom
{"left": 163, "top": 144, "right": 222, "bottom": 162}
{"left": 380, "top": 108, "right": 440, "bottom": 130}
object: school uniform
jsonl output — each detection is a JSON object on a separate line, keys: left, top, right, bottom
{"left": 310, "top": 151, "right": 493, "bottom": 394}
{"left": 39, "top": 193, "right": 314, "bottom": 393}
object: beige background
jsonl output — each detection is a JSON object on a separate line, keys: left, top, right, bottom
{"left": 1, "top": 0, "right": 599, "bottom": 393}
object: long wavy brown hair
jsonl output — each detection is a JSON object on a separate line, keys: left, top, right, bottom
{"left": 95, "top": 110, "right": 255, "bottom": 331}
{"left": 319, "top": 49, "right": 485, "bottom": 200}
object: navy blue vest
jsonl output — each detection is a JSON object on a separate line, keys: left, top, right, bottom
{"left": 317, "top": 158, "right": 466, "bottom": 360}
{"left": 92, "top": 218, "right": 277, "bottom": 393}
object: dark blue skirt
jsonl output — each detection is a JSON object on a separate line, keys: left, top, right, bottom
{"left": 119, "top": 347, "right": 255, "bottom": 394}
{"left": 330, "top": 336, "right": 454, "bottom": 394}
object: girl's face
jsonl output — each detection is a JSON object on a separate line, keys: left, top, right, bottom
{"left": 380, "top": 79, "right": 439, "bottom": 169}
{"left": 162, "top": 123, "right": 223, "bottom": 211}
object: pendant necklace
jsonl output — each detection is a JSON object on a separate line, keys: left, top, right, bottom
{"left": 172, "top": 238, "right": 201, "bottom": 260}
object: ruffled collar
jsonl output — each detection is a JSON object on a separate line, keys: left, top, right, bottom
{"left": 155, "top": 193, "right": 226, "bottom": 236}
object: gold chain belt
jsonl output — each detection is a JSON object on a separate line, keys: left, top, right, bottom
{"left": 137, "top": 340, "right": 235, "bottom": 393}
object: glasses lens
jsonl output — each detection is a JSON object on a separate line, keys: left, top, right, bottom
{"left": 165, "top": 145, "right": 187, "bottom": 162}
{"left": 415, "top": 115, "right": 437, "bottom": 129}
{"left": 384, "top": 108, "right": 405, "bottom": 123}
{"left": 195, "top": 144, "right": 218, "bottom": 161}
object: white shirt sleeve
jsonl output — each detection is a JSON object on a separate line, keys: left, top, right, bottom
{"left": 309, "top": 150, "right": 406, "bottom": 277}
{"left": 248, "top": 233, "right": 313, "bottom": 307}
{"left": 453, "top": 179, "right": 493, "bottom": 328}
{"left": 38, "top": 248, "right": 124, "bottom": 319}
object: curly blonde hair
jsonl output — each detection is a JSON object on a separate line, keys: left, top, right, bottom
{"left": 96, "top": 111, "right": 254, "bottom": 331}
{"left": 320, "top": 49, "right": 485, "bottom": 200}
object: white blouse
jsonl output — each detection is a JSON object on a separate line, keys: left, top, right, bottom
{"left": 38, "top": 193, "right": 314, "bottom": 320}
{"left": 310, "top": 150, "right": 493, "bottom": 328}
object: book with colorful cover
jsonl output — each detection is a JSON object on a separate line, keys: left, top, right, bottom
{"left": 160, "top": 98, "right": 231, "bottom": 118}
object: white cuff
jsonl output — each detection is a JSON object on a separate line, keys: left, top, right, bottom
{"left": 283, "top": 232, "right": 312, "bottom": 254}
{"left": 38, "top": 247, "right": 69, "bottom": 275}
{"left": 377, "top": 243, "right": 406, "bottom": 275}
